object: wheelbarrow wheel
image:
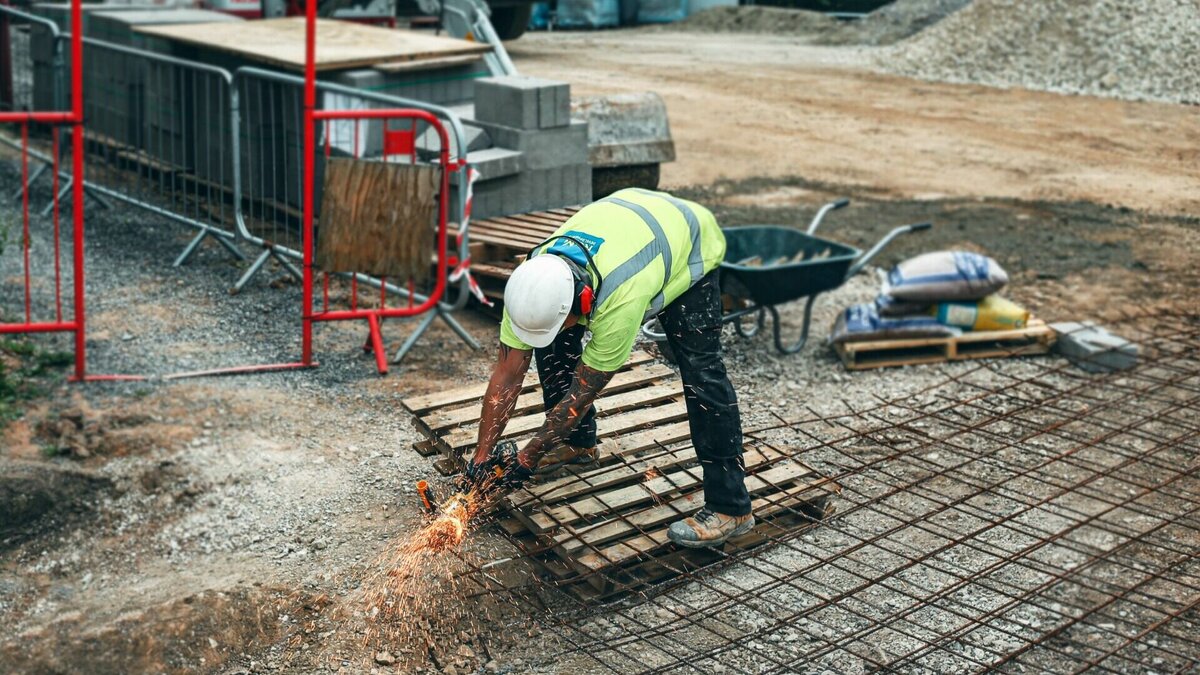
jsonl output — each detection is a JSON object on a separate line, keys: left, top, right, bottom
{"left": 641, "top": 318, "right": 677, "bottom": 364}
{"left": 735, "top": 307, "right": 766, "bottom": 338}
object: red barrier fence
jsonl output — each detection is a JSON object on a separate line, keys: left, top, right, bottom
{"left": 301, "top": 8, "right": 460, "bottom": 375}
{"left": 0, "top": 0, "right": 86, "bottom": 380}
{"left": 306, "top": 109, "right": 456, "bottom": 374}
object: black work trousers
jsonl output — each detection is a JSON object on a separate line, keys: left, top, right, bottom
{"left": 535, "top": 270, "right": 751, "bottom": 517}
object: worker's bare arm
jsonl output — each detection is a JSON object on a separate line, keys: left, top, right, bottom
{"left": 472, "top": 344, "right": 532, "bottom": 465}
{"left": 518, "top": 362, "right": 613, "bottom": 467}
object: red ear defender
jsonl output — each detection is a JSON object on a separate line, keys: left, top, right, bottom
{"left": 579, "top": 285, "right": 594, "bottom": 315}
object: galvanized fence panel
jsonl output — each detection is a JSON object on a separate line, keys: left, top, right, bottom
{"left": 73, "top": 37, "right": 245, "bottom": 266}
{"left": 234, "top": 67, "right": 481, "bottom": 365}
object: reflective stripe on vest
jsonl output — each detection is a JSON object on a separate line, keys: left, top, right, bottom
{"left": 594, "top": 196, "right": 673, "bottom": 314}
{"left": 634, "top": 189, "right": 705, "bottom": 286}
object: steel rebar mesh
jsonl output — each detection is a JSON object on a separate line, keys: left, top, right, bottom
{"left": 435, "top": 310, "right": 1199, "bottom": 674}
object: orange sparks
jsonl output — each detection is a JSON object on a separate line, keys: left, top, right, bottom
{"left": 644, "top": 466, "right": 661, "bottom": 481}
{"left": 356, "top": 491, "right": 482, "bottom": 653}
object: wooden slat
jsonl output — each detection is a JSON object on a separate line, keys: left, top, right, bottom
{"left": 524, "top": 446, "right": 782, "bottom": 533}
{"left": 509, "top": 421, "right": 696, "bottom": 506}
{"left": 425, "top": 363, "right": 676, "bottom": 433}
{"left": 443, "top": 388, "right": 684, "bottom": 451}
{"left": 835, "top": 319, "right": 1055, "bottom": 371}
{"left": 573, "top": 479, "right": 831, "bottom": 572}
{"left": 554, "top": 461, "right": 829, "bottom": 556}
{"left": 402, "top": 351, "right": 654, "bottom": 413}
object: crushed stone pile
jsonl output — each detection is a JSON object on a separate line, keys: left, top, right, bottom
{"left": 670, "top": 6, "right": 840, "bottom": 35}
{"left": 669, "top": 0, "right": 971, "bottom": 45}
{"left": 873, "top": 0, "right": 1200, "bottom": 105}
{"left": 823, "top": 0, "right": 974, "bottom": 45}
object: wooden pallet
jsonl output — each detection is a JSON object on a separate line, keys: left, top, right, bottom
{"left": 401, "top": 350, "right": 839, "bottom": 600}
{"left": 834, "top": 318, "right": 1057, "bottom": 371}
{"left": 467, "top": 207, "right": 580, "bottom": 303}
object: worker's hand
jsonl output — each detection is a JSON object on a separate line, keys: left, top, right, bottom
{"left": 462, "top": 452, "right": 497, "bottom": 491}
{"left": 490, "top": 440, "right": 535, "bottom": 491}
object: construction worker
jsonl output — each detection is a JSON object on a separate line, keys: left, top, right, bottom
{"left": 465, "top": 188, "right": 753, "bottom": 548}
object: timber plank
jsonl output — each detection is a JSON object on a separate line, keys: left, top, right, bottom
{"left": 574, "top": 480, "right": 832, "bottom": 572}
{"left": 442, "top": 390, "right": 685, "bottom": 451}
{"left": 554, "top": 461, "right": 828, "bottom": 556}
{"left": 426, "top": 363, "right": 676, "bottom": 432}
{"left": 402, "top": 351, "right": 654, "bottom": 413}
{"left": 835, "top": 319, "right": 1055, "bottom": 371}
{"left": 508, "top": 422, "right": 696, "bottom": 507}
{"left": 525, "top": 446, "right": 781, "bottom": 533}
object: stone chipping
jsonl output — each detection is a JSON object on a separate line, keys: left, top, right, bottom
{"left": 873, "top": 0, "right": 1200, "bottom": 105}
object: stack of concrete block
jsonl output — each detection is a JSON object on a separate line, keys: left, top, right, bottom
{"left": 467, "top": 76, "right": 592, "bottom": 219}
{"left": 29, "top": 4, "right": 170, "bottom": 114}
{"left": 82, "top": 10, "right": 241, "bottom": 175}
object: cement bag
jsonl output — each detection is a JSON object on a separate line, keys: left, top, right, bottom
{"left": 875, "top": 293, "right": 930, "bottom": 318}
{"left": 829, "top": 303, "right": 961, "bottom": 345}
{"left": 882, "top": 251, "right": 1008, "bottom": 302}
{"left": 932, "top": 295, "right": 1029, "bottom": 332}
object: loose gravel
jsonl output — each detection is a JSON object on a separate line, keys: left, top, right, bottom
{"left": 669, "top": 0, "right": 971, "bottom": 45}
{"left": 873, "top": 0, "right": 1200, "bottom": 105}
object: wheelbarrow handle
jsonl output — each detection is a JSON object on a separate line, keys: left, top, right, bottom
{"left": 846, "top": 221, "right": 933, "bottom": 279}
{"left": 805, "top": 198, "right": 851, "bottom": 235}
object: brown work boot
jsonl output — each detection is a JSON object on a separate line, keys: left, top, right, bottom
{"left": 667, "top": 508, "right": 755, "bottom": 548}
{"left": 536, "top": 444, "right": 598, "bottom": 474}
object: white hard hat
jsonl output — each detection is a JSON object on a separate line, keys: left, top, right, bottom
{"left": 505, "top": 255, "right": 575, "bottom": 348}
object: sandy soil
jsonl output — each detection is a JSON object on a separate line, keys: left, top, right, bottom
{"left": 514, "top": 30, "right": 1200, "bottom": 216}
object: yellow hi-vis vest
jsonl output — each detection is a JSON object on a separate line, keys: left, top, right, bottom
{"left": 500, "top": 188, "right": 727, "bottom": 371}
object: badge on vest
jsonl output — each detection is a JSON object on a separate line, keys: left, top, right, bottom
{"left": 546, "top": 230, "right": 605, "bottom": 267}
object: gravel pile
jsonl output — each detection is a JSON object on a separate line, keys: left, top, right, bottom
{"left": 873, "top": 0, "right": 1200, "bottom": 104}
{"left": 670, "top": 6, "right": 841, "bottom": 35}
{"left": 669, "top": 1, "right": 970, "bottom": 45}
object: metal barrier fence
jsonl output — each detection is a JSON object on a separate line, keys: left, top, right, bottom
{"left": 233, "top": 66, "right": 481, "bottom": 365}
{"left": 1, "top": 12, "right": 482, "bottom": 371}
{"left": 78, "top": 37, "right": 246, "bottom": 266}
{"left": 0, "top": 1, "right": 86, "bottom": 380}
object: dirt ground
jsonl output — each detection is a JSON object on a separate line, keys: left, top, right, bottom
{"left": 1, "top": 26, "right": 1198, "bottom": 675}
{"left": 514, "top": 31, "right": 1200, "bottom": 216}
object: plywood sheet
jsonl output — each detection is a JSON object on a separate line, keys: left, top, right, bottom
{"left": 316, "top": 158, "right": 437, "bottom": 280}
{"left": 134, "top": 17, "right": 492, "bottom": 71}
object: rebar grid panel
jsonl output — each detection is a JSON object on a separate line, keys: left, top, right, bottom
{"left": 433, "top": 311, "right": 1198, "bottom": 674}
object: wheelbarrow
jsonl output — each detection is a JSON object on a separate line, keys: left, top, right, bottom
{"left": 642, "top": 199, "right": 932, "bottom": 355}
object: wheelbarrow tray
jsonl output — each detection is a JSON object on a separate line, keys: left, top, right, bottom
{"left": 721, "top": 226, "right": 861, "bottom": 308}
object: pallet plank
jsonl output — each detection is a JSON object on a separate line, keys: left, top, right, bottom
{"left": 443, "top": 393, "right": 686, "bottom": 452}
{"left": 573, "top": 480, "right": 832, "bottom": 572}
{"left": 425, "top": 363, "right": 676, "bottom": 433}
{"left": 402, "top": 350, "right": 654, "bottom": 414}
{"left": 525, "top": 446, "right": 783, "bottom": 533}
{"left": 553, "top": 460, "right": 827, "bottom": 556}
{"left": 835, "top": 319, "right": 1056, "bottom": 371}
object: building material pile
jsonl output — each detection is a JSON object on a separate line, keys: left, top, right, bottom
{"left": 875, "top": 0, "right": 1200, "bottom": 105}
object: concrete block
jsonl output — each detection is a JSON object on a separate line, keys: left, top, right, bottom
{"left": 418, "top": 123, "right": 491, "bottom": 158}
{"left": 475, "top": 76, "right": 571, "bottom": 130}
{"left": 461, "top": 148, "right": 522, "bottom": 182}
{"left": 1051, "top": 322, "right": 1138, "bottom": 373}
{"left": 479, "top": 122, "right": 589, "bottom": 170}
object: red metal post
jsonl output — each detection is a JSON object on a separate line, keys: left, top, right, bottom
{"left": 301, "top": 0, "right": 316, "bottom": 365}
{"left": 70, "top": 0, "right": 85, "bottom": 380}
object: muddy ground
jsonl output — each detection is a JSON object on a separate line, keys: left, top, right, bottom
{"left": 1, "top": 25, "right": 1197, "bottom": 675}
